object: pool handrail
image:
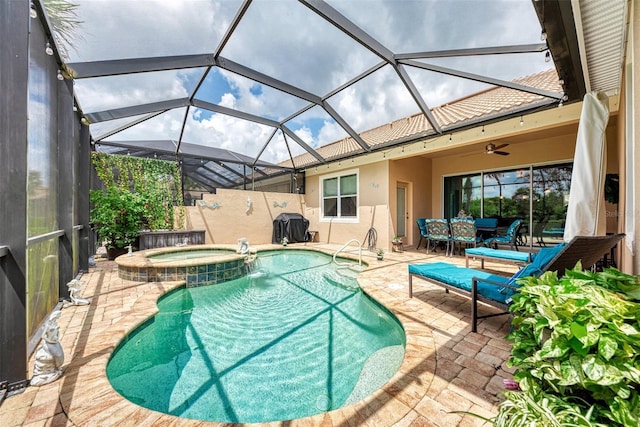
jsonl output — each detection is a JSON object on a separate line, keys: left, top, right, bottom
{"left": 333, "top": 239, "right": 362, "bottom": 266}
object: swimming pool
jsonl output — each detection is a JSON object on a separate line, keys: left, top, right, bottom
{"left": 107, "top": 250, "right": 405, "bottom": 423}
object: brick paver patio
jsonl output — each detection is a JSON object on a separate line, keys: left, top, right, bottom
{"left": 1, "top": 244, "right": 517, "bottom": 426}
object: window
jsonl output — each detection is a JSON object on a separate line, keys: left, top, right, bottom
{"left": 444, "top": 163, "right": 572, "bottom": 246}
{"left": 444, "top": 173, "right": 482, "bottom": 218}
{"left": 321, "top": 172, "right": 358, "bottom": 220}
{"left": 483, "top": 169, "right": 530, "bottom": 219}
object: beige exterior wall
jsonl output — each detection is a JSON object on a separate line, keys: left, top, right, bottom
{"left": 617, "top": 65, "right": 630, "bottom": 271}
{"left": 180, "top": 113, "right": 623, "bottom": 257}
{"left": 623, "top": 0, "right": 640, "bottom": 274}
{"left": 389, "top": 156, "right": 432, "bottom": 248}
{"left": 427, "top": 124, "right": 618, "bottom": 219}
{"left": 429, "top": 128, "right": 578, "bottom": 218}
{"left": 303, "top": 161, "right": 392, "bottom": 250}
{"left": 183, "top": 189, "right": 305, "bottom": 245}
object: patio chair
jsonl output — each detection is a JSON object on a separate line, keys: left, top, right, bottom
{"left": 416, "top": 218, "right": 428, "bottom": 249}
{"left": 483, "top": 219, "right": 523, "bottom": 251}
{"left": 474, "top": 217, "right": 498, "bottom": 240}
{"left": 449, "top": 218, "right": 482, "bottom": 256}
{"left": 424, "top": 218, "right": 451, "bottom": 255}
{"left": 533, "top": 215, "right": 550, "bottom": 246}
{"left": 408, "top": 233, "right": 624, "bottom": 332}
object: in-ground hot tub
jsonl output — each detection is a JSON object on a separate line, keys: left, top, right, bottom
{"left": 115, "top": 245, "right": 247, "bottom": 287}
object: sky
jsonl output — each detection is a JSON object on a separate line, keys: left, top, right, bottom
{"left": 59, "top": 0, "right": 553, "bottom": 166}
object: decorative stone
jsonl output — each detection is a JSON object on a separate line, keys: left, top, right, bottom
{"left": 31, "top": 310, "right": 64, "bottom": 386}
{"left": 67, "top": 279, "right": 90, "bottom": 306}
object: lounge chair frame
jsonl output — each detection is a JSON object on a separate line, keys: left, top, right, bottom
{"left": 409, "top": 234, "right": 624, "bottom": 332}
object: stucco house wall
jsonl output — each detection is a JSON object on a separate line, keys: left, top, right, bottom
{"left": 180, "top": 96, "right": 625, "bottom": 260}
{"left": 184, "top": 189, "right": 306, "bottom": 244}
{"left": 389, "top": 156, "right": 433, "bottom": 248}
{"left": 303, "top": 161, "right": 391, "bottom": 250}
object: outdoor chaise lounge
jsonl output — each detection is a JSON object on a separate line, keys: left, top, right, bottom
{"left": 465, "top": 246, "right": 533, "bottom": 268}
{"left": 408, "top": 233, "right": 624, "bottom": 332}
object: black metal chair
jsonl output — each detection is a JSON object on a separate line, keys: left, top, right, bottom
{"left": 484, "top": 219, "right": 524, "bottom": 251}
{"left": 416, "top": 218, "right": 428, "bottom": 249}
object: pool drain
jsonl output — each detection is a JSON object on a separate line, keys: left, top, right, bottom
{"left": 315, "top": 394, "right": 331, "bottom": 411}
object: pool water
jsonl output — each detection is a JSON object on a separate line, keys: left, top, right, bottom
{"left": 107, "top": 250, "right": 405, "bottom": 423}
{"left": 147, "top": 248, "right": 234, "bottom": 261}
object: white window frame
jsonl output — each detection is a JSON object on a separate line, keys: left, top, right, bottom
{"left": 319, "top": 169, "right": 359, "bottom": 223}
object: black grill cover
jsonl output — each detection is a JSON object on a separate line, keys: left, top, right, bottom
{"left": 272, "top": 213, "right": 310, "bottom": 244}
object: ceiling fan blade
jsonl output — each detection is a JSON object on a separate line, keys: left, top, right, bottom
{"left": 495, "top": 151, "right": 510, "bottom": 156}
{"left": 493, "top": 143, "right": 509, "bottom": 150}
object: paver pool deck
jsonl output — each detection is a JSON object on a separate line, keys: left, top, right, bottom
{"left": 1, "top": 243, "right": 517, "bottom": 427}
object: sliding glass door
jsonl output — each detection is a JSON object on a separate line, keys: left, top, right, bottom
{"left": 444, "top": 162, "right": 572, "bottom": 247}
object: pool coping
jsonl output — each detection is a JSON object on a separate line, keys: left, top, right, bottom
{"left": 116, "top": 245, "right": 253, "bottom": 286}
{"left": 115, "top": 244, "right": 246, "bottom": 269}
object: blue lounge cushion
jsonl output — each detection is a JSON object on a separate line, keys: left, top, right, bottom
{"left": 409, "top": 262, "right": 512, "bottom": 303}
{"left": 465, "top": 247, "right": 533, "bottom": 263}
{"left": 505, "top": 243, "right": 567, "bottom": 286}
{"left": 475, "top": 218, "right": 498, "bottom": 229}
{"left": 409, "top": 243, "right": 568, "bottom": 304}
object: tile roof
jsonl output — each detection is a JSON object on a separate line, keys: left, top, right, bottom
{"left": 287, "top": 68, "right": 562, "bottom": 168}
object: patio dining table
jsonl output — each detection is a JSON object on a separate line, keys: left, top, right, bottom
{"left": 476, "top": 226, "right": 497, "bottom": 241}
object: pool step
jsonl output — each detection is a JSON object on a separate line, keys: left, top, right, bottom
{"left": 323, "top": 270, "right": 360, "bottom": 292}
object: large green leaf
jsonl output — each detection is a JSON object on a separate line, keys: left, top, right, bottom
{"left": 598, "top": 335, "right": 618, "bottom": 360}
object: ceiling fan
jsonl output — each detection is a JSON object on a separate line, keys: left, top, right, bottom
{"left": 485, "top": 142, "right": 510, "bottom": 156}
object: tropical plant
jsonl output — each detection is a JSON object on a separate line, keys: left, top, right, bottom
{"left": 90, "top": 187, "right": 144, "bottom": 250}
{"left": 496, "top": 265, "right": 640, "bottom": 426}
{"left": 91, "top": 152, "right": 185, "bottom": 231}
{"left": 493, "top": 388, "right": 605, "bottom": 427}
{"left": 43, "top": 0, "right": 83, "bottom": 61}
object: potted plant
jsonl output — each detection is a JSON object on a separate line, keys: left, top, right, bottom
{"left": 281, "top": 237, "right": 289, "bottom": 246}
{"left": 376, "top": 248, "right": 384, "bottom": 260}
{"left": 90, "top": 187, "right": 144, "bottom": 260}
{"left": 392, "top": 236, "right": 403, "bottom": 252}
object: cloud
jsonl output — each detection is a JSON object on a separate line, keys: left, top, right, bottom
{"left": 327, "top": 65, "right": 419, "bottom": 132}
{"left": 65, "top": 0, "right": 237, "bottom": 62}
{"left": 76, "top": 68, "right": 199, "bottom": 112}
{"left": 328, "top": 0, "right": 540, "bottom": 53}
{"left": 70, "top": 0, "right": 551, "bottom": 166}
{"left": 214, "top": 69, "right": 309, "bottom": 121}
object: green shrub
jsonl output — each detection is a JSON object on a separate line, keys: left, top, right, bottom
{"left": 89, "top": 153, "right": 185, "bottom": 249}
{"left": 497, "top": 265, "right": 640, "bottom": 426}
{"left": 90, "top": 187, "right": 144, "bottom": 249}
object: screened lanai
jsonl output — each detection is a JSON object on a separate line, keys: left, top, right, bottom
{"left": 1, "top": 0, "right": 634, "bottom": 405}
{"left": 45, "top": 0, "right": 602, "bottom": 191}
